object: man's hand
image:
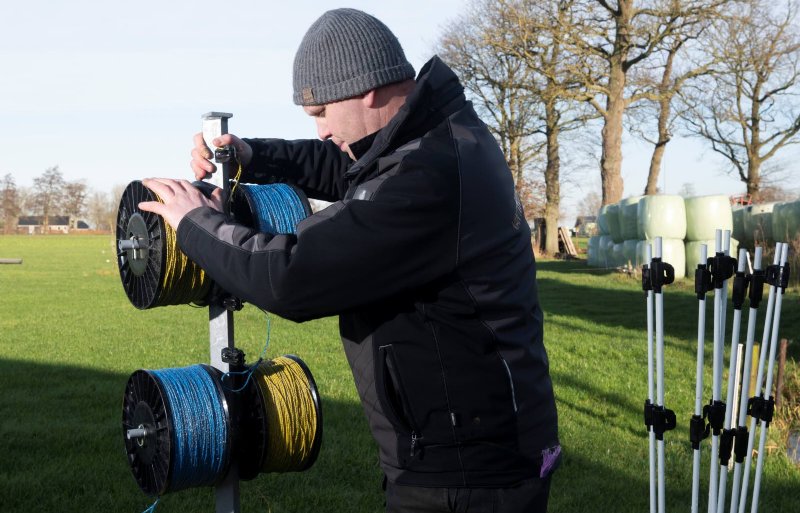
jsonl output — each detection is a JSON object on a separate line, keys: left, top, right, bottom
{"left": 191, "top": 132, "right": 253, "bottom": 180}
{"left": 139, "top": 178, "right": 224, "bottom": 230}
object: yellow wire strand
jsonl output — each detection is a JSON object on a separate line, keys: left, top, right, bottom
{"left": 255, "top": 356, "right": 319, "bottom": 472}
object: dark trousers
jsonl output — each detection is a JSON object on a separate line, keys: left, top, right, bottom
{"left": 385, "top": 476, "right": 552, "bottom": 513}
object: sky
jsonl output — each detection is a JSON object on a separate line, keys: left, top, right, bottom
{"left": 0, "top": 0, "right": 770, "bottom": 222}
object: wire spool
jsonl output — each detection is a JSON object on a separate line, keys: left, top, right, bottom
{"left": 116, "top": 180, "right": 212, "bottom": 309}
{"left": 231, "top": 184, "right": 312, "bottom": 234}
{"left": 122, "top": 364, "right": 233, "bottom": 496}
{"left": 241, "top": 355, "right": 323, "bottom": 477}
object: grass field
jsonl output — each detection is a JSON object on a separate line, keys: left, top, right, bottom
{"left": 1, "top": 234, "right": 798, "bottom": 513}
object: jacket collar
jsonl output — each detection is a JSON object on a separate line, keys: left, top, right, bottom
{"left": 345, "top": 56, "right": 465, "bottom": 176}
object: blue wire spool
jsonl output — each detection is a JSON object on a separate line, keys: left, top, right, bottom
{"left": 232, "top": 183, "right": 312, "bottom": 235}
{"left": 122, "top": 365, "right": 232, "bottom": 496}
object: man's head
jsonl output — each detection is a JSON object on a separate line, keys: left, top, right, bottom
{"left": 293, "top": 8, "right": 416, "bottom": 159}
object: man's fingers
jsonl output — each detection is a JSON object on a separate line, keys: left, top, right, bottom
{"left": 138, "top": 200, "right": 165, "bottom": 216}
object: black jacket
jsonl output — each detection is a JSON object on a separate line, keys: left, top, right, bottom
{"left": 177, "top": 56, "right": 559, "bottom": 487}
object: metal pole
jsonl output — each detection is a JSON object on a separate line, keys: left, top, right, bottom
{"left": 750, "top": 243, "right": 789, "bottom": 513}
{"left": 729, "top": 247, "right": 763, "bottom": 513}
{"left": 716, "top": 249, "right": 747, "bottom": 513}
{"left": 202, "top": 112, "right": 241, "bottom": 513}
{"left": 692, "top": 244, "right": 709, "bottom": 513}
{"left": 737, "top": 247, "right": 780, "bottom": 513}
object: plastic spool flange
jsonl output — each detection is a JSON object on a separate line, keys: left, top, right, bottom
{"left": 116, "top": 181, "right": 166, "bottom": 309}
{"left": 287, "top": 354, "right": 324, "bottom": 472}
{"left": 122, "top": 365, "right": 233, "bottom": 496}
{"left": 231, "top": 184, "right": 313, "bottom": 233}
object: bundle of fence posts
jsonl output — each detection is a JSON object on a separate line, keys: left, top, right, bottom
{"left": 683, "top": 229, "right": 791, "bottom": 513}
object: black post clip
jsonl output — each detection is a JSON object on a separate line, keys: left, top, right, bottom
{"left": 733, "top": 425, "right": 749, "bottom": 463}
{"left": 732, "top": 270, "right": 749, "bottom": 310}
{"left": 649, "top": 257, "right": 675, "bottom": 294}
{"left": 689, "top": 413, "right": 710, "bottom": 450}
{"left": 765, "top": 263, "right": 791, "bottom": 292}
{"left": 704, "top": 399, "right": 726, "bottom": 436}
{"left": 719, "top": 428, "right": 735, "bottom": 466}
{"left": 707, "top": 252, "right": 736, "bottom": 289}
{"left": 747, "top": 395, "right": 775, "bottom": 426}
{"left": 749, "top": 268, "right": 766, "bottom": 309}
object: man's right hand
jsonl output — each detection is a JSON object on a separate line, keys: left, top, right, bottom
{"left": 191, "top": 132, "right": 254, "bottom": 180}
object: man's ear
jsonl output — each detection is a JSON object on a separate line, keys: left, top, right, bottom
{"left": 362, "top": 89, "right": 378, "bottom": 108}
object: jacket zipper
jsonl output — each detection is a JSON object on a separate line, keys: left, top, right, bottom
{"left": 499, "top": 355, "right": 518, "bottom": 412}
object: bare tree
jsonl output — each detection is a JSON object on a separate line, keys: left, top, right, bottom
{"left": 681, "top": 0, "right": 800, "bottom": 201}
{"left": 62, "top": 180, "right": 88, "bottom": 228}
{"left": 560, "top": 0, "right": 728, "bottom": 205}
{"left": 1, "top": 174, "right": 22, "bottom": 234}
{"left": 30, "top": 166, "right": 65, "bottom": 233}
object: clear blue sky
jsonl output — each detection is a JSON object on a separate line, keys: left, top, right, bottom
{"left": 1, "top": 0, "right": 757, "bottom": 220}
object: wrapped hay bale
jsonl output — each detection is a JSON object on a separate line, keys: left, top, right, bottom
{"left": 743, "top": 203, "right": 777, "bottom": 247}
{"left": 636, "top": 238, "right": 686, "bottom": 279}
{"left": 607, "top": 203, "right": 624, "bottom": 243}
{"left": 587, "top": 235, "right": 600, "bottom": 267}
{"left": 597, "top": 205, "right": 611, "bottom": 235}
{"left": 623, "top": 239, "right": 639, "bottom": 268}
{"left": 685, "top": 238, "right": 739, "bottom": 278}
{"left": 771, "top": 200, "right": 800, "bottom": 242}
{"left": 612, "top": 242, "right": 625, "bottom": 267}
{"left": 638, "top": 195, "right": 687, "bottom": 240}
{"left": 619, "top": 196, "right": 643, "bottom": 241}
{"left": 685, "top": 195, "right": 733, "bottom": 241}
{"left": 732, "top": 206, "right": 746, "bottom": 245}
{"left": 598, "top": 234, "right": 614, "bottom": 267}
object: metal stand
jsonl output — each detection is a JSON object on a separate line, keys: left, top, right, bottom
{"left": 202, "top": 112, "right": 242, "bottom": 513}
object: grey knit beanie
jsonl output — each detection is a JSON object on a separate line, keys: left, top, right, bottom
{"left": 293, "top": 8, "right": 416, "bottom": 106}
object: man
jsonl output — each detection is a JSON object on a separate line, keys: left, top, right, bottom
{"left": 140, "top": 8, "right": 560, "bottom": 512}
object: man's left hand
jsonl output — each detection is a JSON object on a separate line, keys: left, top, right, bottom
{"left": 138, "top": 178, "right": 223, "bottom": 230}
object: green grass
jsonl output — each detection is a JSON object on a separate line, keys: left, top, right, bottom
{"left": 0, "top": 235, "right": 798, "bottom": 512}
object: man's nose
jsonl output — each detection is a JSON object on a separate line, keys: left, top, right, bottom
{"left": 316, "top": 119, "right": 332, "bottom": 141}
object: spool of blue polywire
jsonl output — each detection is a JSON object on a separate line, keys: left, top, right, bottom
{"left": 121, "top": 364, "right": 232, "bottom": 496}
{"left": 232, "top": 183, "right": 312, "bottom": 234}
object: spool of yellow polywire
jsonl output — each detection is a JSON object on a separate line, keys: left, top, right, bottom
{"left": 252, "top": 355, "right": 323, "bottom": 473}
{"left": 116, "top": 180, "right": 212, "bottom": 309}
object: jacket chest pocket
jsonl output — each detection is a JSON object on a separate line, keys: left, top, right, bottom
{"left": 376, "top": 344, "right": 422, "bottom": 436}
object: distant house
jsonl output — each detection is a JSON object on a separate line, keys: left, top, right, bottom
{"left": 16, "top": 215, "right": 89, "bottom": 234}
{"left": 574, "top": 215, "right": 597, "bottom": 237}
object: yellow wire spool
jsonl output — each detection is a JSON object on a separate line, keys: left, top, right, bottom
{"left": 251, "top": 355, "right": 323, "bottom": 474}
{"left": 116, "top": 180, "right": 212, "bottom": 309}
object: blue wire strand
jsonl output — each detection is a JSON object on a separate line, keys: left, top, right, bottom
{"left": 151, "top": 365, "right": 229, "bottom": 492}
{"left": 241, "top": 184, "right": 308, "bottom": 235}
{"left": 221, "top": 311, "right": 272, "bottom": 393}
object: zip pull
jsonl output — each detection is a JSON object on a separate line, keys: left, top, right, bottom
{"left": 410, "top": 432, "right": 418, "bottom": 457}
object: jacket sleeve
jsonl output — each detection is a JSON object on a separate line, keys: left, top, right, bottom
{"left": 175, "top": 158, "right": 459, "bottom": 322}
{"left": 241, "top": 138, "right": 352, "bottom": 201}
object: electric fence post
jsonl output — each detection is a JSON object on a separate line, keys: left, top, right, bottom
{"left": 643, "top": 243, "right": 657, "bottom": 513}
{"left": 643, "top": 237, "right": 676, "bottom": 513}
{"left": 706, "top": 230, "right": 736, "bottom": 513}
{"left": 690, "top": 243, "right": 712, "bottom": 513}
{"left": 736, "top": 246, "right": 781, "bottom": 513}
{"left": 202, "top": 111, "right": 242, "bottom": 513}
{"left": 728, "top": 247, "right": 764, "bottom": 513}
{"left": 715, "top": 249, "right": 748, "bottom": 513}
{"left": 749, "top": 242, "right": 790, "bottom": 513}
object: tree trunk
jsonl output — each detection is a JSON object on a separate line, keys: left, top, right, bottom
{"left": 601, "top": 57, "right": 626, "bottom": 205}
{"left": 645, "top": 45, "right": 677, "bottom": 195}
{"left": 544, "top": 108, "right": 561, "bottom": 256}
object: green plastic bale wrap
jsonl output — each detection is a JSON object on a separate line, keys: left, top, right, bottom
{"left": 619, "top": 196, "right": 643, "bottom": 241}
{"left": 685, "top": 238, "right": 739, "bottom": 278}
{"left": 772, "top": 200, "right": 800, "bottom": 242}
{"left": 607, "top": 203, "right": 623, "bottom": 243}
{"left": 597, "top": 205, "right": 611, "bottom": 235}
{"left": 684, "top": 195, "right": 733, "bottom": 241}
{"left": 743, "top": 203, "right": 777, "bottom": 247}
{"left": 587, "top": 236, "right": 601, "bottom": 266}
{"left": 637, "top": 195, "right": 687, "bottom": 240}
{"left": 611, "top": 243, "right": 625, "bottom": 267}
{"left": 732, "top": 206, "right": 746, "bottom": 245}
{"left": 623, "top": 239, "right": 639, "bottom": 267}
{"left": 636, "top": 238, "right": 686, "bottom": 279}
{"left": 599, "top": 235, "right": 614, "bottom": 267}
